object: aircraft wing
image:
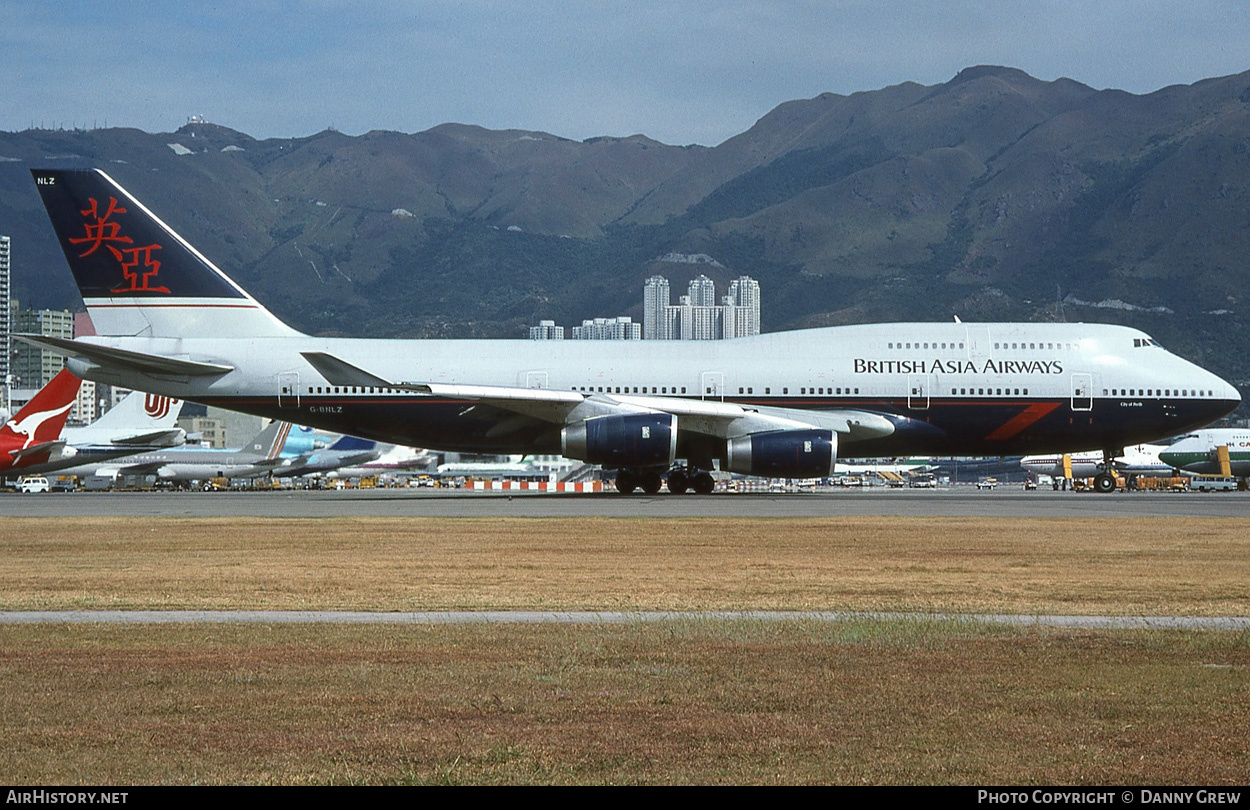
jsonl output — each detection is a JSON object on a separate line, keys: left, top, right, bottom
{"left": 301, "top": 351, "right": 894, "bottom": 441}
{"left": 16, "top": 334, "right": 234, "bottom": 378}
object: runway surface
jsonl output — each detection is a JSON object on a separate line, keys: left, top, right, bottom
{"left": 3, "top": 610, "right": 1247, "bottom": 629}
{"left": 3, "top": 487, "right": 1248, "bottom": 518}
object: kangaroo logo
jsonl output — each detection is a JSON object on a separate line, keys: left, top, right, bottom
{"left": 2, "top": 402, "right": 75, "bottom": 450}
{"left": 144, "top": 394, "right": 178, "bottom": 419}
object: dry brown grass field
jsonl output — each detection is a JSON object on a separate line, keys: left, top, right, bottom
{"left": 2, "top": 516, "right": 1248, "bottom": 784}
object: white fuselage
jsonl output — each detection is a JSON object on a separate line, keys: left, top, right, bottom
{"left": 70, "top": 320, "right": 1239, "bottom": 458}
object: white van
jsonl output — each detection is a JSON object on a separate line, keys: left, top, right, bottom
{"left": 19, "top": 477, "right": 50, "bottom": 493}
{"left": 1192, "top": 476, "right": 1242, "bottom": 492}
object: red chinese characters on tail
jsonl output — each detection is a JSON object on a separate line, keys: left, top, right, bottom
{"left": 69, "top": 196, "right": 170, "bottom": 294}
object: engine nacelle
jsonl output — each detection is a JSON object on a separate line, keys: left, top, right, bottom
{"left": 725, "top": 429, "right": 838, "bottom": 479}
{"left": 561, "top": 413, "right": 677, "bottom": 469}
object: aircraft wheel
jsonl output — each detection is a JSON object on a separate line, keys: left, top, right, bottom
{"left": 615, "top": 471, "right": 637, "bottom": 495}
{"left": 692, "top": 471, "right": 716, "bottom": 495}
{"left": 1093, "top": 472, "right": 1116, "bottom": 493}
{"left": 667, "top": 469, "right": 689, "bottom": 494}
{"left": 640, "top": 472, "right": 663, "bottom": 495}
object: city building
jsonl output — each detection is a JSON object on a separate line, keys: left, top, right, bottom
{"left": 70, "top": 378, "right": 97, "bottom": 426}
{"left": 688, "top": 274, "right": 717, "bottom": 307}
{"left": 528, "top": 320, "right": 565, "bottom": 340}
{"left": 528, "top": 273, "right": 760, "bottom": 343}
{"left": 727, "top": 275, "right": 761, "bottom": 337}
{"left": 643, "top": 273, "right": 761, "bottom": 340}
{"left": 642, "top": 275, "right": 670, "bottom": 340}
{"left": 570, "top": 317, "right": 641, "bottom": 341}
{"left": 12, "top": 306, "right": 73, "bottom": 390}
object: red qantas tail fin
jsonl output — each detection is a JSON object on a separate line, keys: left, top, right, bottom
{"left": 1, "top": 369, "right": 82, "bottom": 450}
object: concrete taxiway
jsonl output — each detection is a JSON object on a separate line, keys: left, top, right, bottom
{"left": 3, "top": 487, "right": 1248, "bottom": 518}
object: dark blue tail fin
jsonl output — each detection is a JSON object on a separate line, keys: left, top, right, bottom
{"left": 327, "top": 435, "right": 377, "bottom": 452}
{"left": 31, "top": 169, "right": 297, "bottom": 338}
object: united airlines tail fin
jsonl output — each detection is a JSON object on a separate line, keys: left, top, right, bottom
{"left": 89, "top": 389, "right": 182, "bottom": 431}
{"left": 71, "top": 389, "right": 186, "bottom": 448}
{"left": 30, "top": 168, "right": 299, "bottom": 339}
{"left": 1, "top": 369, "right": 81, "bottom": 454}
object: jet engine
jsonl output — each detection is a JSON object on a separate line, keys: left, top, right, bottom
{"left": 725, "top": 429, "right": 837, "bottom": 478}
{"left": 561, "top": 413, "right": 677, "bottom": 468}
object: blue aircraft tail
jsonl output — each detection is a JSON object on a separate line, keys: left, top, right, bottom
{"left": 327, "top": 435, "right": 377, "bottom": 452}
{"left": 31, "top": 168, "right": 298, "bottom": 339}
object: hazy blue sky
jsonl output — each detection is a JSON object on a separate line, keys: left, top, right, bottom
{"left": 4, "top": 1, "right": 1248, "bottom": 145}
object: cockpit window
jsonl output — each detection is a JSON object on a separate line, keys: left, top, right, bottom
{"left": 1133, "top": 337, "right": 1165, "bottom": 348}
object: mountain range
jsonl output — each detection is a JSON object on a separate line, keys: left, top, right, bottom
{"left": 2, "top": 65, "right": 1248, "bottom": 402}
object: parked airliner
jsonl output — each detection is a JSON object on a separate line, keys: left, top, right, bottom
{"left": 50, "top": 420, "right": 295, "bottom": 486}
{"left": 1159, "top": 429, "right": 1250, "bottom": 479}
{"left": 21, "top": 169, "right": 1242, "bottom": 494}
{"left": 1019, "top": 443, "right": 1177, "bottom": 482}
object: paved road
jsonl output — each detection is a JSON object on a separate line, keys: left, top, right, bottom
{"left": 3, "top": 487, "right": 1248, "bottom": 518}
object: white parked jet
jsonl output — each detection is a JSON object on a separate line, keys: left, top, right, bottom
{"left": 1019, "top": 443, "right": 1177, "bottom": 481}
{"left": 3, "top": 372, "right": 185, "bottom": 479}
{"left": 21, "top": 168, "right": 1242, "bottom": 494}
{"left": 50, "top": 420, "right": 295, "bottom": 485}
{"left": 1159, "top": 429, "right": 1250, "bottom": 479}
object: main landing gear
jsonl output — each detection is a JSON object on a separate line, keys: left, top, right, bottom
{"left": 1091, "top": 447, "right": 1123, "bottom": 494}
{"left": 613, "top": 469, "right": 662, "bottom": 495}
{"left": 614, "top": 466, "right": 715, "bottom": 495}
{"left": 665, "top": 466, "right": 716, "bottom": 495}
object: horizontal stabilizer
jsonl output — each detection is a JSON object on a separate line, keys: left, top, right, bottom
{"left": 109, "top": 428, "right": 187, "bottom": 448}
{"left": 9, "top": 439, "right": 66, "bottom": 461}
{"left": 16, "top": 334, "right": 233, "bottom": 377}
{"left": 115, "top": 461, "right": 168, "bottom": 476}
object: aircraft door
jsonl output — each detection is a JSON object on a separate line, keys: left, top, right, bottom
{"left": 525, "top": 371, "right": 549, "bottom": 389}
{"left": 701, "top": 371, "right": 725, "bottom": 401}
{"left": 277, "top": 371, "right": 300, "bottom": 408}
{"left": 1071, "top": 373, "right": 1093, "bottom": 411}
{"left": 965, "top": 326, "right": 992, "bottom": 362}
{"left": 907, "top": 374, "right": 930, "bottom": 410}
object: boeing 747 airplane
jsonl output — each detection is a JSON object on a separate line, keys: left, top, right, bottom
{"left": 20, "top": 169, "right": 1242, "bottom": 494}
{"left": 1159, "top": 429, "right": 1250, "bottom": 479}
{"left": 1019, "top": 443, "right": 1177, "bottom": 482}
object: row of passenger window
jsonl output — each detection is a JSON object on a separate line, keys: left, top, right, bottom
{"left": 945, "top": 388, "right": 1030, "bottom": 396}
{"left": 886, "top": 341, "right": 1078, "bottom": 351}
{"left": 308, "top": 386, "right": 401, "bottom": 394}
{"left": 575, "top": 385, "right": 688, "bottom": 395}
{"left": 888, "top": 341, "right": 964, "bottom": 350}
{"left": 995, "top": 342, "right": 1075, "bottom": 351}
{"left": 1104, "top": 388, "right": 1214, "bottom": 397}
